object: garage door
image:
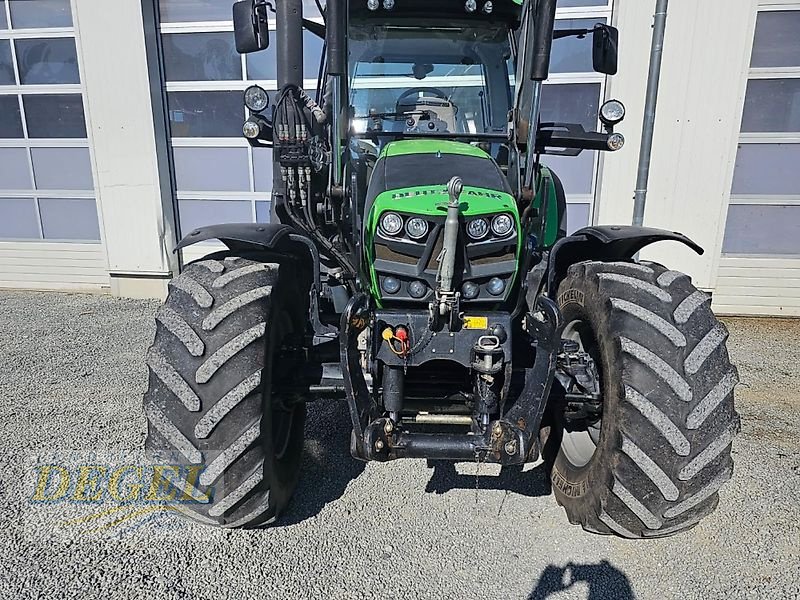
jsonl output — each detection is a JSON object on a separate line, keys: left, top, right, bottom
{"left": 0, "top": 0, "right": 107, "bottom": 291}
{"left": 716, "top": 5, "right": 800, "bottom": 316}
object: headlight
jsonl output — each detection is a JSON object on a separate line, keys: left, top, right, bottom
{"left": 600, "top": 99, "right": 626, "bottom": 126}
{"left": 244, "top": 85, "right": 269, "bottom": 113}
{"left": 607, "top": 132, "right": 625, "bottom": 151}
{"left": 467, "top": 218, "right": 489, "bottom": 240}
{"left": 491, "top": 214, "right": 514, "bottom": 237}
{"left": 405, "top": 217, "right": 428, "bottom": 240}
{"left": 462, "top": 281, "right": 479, "bottom": 299}
{"left": 382, "top": 277, "right": 401, "bottom": 294}
{"left": 242, "top": 120, "right": 261, "bottom": 139}
{"left": 380, "top": 212, "right": 403, "bottom": 236}
{"left": 487, "top": 277, "right": 506, "bottom": 296}
{"left": 408, "top": 280, "right": 427, "bottom": 298}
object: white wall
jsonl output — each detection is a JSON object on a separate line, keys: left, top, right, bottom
{"left": 72, "top": 0, "right": 175, "bottom": 298}
{"left": 596, "top": 0, "right": 758, "bottom": 290}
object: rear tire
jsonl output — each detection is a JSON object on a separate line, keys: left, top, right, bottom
{"left": 143, "top": 256, "right": 307, "bottom": 528}
{"left": 546, "top": 260, "right": 740, "bottom": 538}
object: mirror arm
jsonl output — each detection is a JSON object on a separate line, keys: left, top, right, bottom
{"left": 552, "top": 28, "right": 591, "bottom": 40}
{"left": 303, "top": 18, "right": 325, "bottom": 39}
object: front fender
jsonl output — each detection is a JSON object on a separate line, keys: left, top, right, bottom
{"left": 546, "top": 225, "right": 703, "bottom": 296}
{"left": 174, "top": 222, "right": 337, "bottom": 338}
{"left": 174, "top": 222, "right": 295, "bottom": 253}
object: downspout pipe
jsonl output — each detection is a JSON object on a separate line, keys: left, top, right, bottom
{"left": 632, "top": 0, "right": 668, "bottom": 226}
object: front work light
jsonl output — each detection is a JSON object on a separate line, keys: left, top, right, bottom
{"left": 607, "top": 132, "right": 625, "bottom": 151}
{"left": 243, "top": 120, "right": 261, "bottom": 139}
{"left": 244, "top": 85, "right": 269, "bottom": 113}
{"left": 599, "top": 99, "right": 626, "bottom": 127}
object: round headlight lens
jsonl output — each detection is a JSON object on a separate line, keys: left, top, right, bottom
{"left": 600, "top": 99, "right": 626, "bottom": 126}
{"left": 382, "top": 277, "right": 401, "bottom": 294}
{"left": 405, "top": 217, "right": 428, "bottom": 240}
{"left": 491, "top": 214, "right": 514, "bottom": 237}
{"left": 380, "top": 212, "right": 403, "bottom": 236}
{"left": 242, "top": 120, "right": 261, "bottom": 139}
{"left": 467, "top": 218, "right": 489, "bottom": 240}
{"left": 607, "top": 132, "right": 625, "bottom": 151}
{"left": 462, "top": 281, "right": 479, "bottom": 299}
{"left": 244, "top": 85, "right": 269, "bottom": 113}
{"left": 487, "top": 277, "right": 506, "bottom": 296}
{"left": 408, "top": 280, "right": 427, "bottom": 299}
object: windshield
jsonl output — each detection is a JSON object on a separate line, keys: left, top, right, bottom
{"left": 348, "top": 23, "right": 513, "bottom": 136}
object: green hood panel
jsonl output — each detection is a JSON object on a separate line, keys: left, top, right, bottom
{"left": 368, "top": 185, "right": 517, "bottom": 223}
{"left": 379, "top": 139, "right": 493, "bottom": 160}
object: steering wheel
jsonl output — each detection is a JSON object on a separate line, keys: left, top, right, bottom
{"left": 395, "top": 86, "right": 450, "bottom": 109}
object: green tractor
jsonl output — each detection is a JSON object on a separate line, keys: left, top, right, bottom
{"left": 143, "top": 0, "right": 740, "bottom": 537}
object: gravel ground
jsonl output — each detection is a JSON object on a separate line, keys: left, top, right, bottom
{"left": 0, "top": 290, "right": 798, "bottom": 599}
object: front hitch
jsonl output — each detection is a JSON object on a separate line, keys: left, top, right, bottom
{"left": 350, "top": 295, "right": 563, "bottom": 464}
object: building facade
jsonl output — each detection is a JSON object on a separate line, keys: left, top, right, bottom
{"left": 0, "top": 0, "right": 797, "bottom": 315}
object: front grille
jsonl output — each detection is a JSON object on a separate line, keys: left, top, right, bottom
{"left": 424, "top": 230, "right": 444, "bottom": 272}
{"left": 470, "top": 250, "right": 515, "bottom": 266}
{"left": 375, "top": 244, "right": 417, "bottom": 265}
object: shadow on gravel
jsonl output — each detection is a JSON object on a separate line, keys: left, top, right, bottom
{"left": 424, "top": 461, "right": 551, "bottom": 497}
{"left": 280, "top": 399, "right": 366, "bottom": 525}
{"left": 528, "top": 561, "right": 634, "bottom": 600}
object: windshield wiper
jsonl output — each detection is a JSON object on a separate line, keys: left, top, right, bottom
{"left": 354, "top": 110, "right": 432, "bottom": 121}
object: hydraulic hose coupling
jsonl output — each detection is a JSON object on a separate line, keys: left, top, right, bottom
{"left": 438, "top": 177, "right": 463, "bottom": 315}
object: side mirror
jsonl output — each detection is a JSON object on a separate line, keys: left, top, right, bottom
{"left": 233, "top": 0, "right": 269, "bottom": 54}
{"left": 592, "top": 24, "right": 619, "bottom": 75}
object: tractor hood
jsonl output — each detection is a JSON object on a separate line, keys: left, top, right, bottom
{"left": 364, "top": 140, "right": 521, "bottom": 306}
{"left": 364, "top": 140, "right": 516, "bottom": 222}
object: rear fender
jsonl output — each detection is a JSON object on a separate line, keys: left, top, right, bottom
{"left": 546, "top": 225, "right": 703, "bottom": 296}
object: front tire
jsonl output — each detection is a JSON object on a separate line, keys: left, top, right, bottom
{"left": 143, "top": 256, "right": 307, "bottom": 528}
{"left": 546, "top": 260, "right": 740, "bottom": 538}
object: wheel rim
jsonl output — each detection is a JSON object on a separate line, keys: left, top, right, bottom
{"left": 559, "top": 319, "right": 603, "bottom": 469}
